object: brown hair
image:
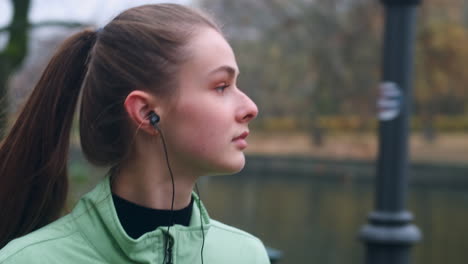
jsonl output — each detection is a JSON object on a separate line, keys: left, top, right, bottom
{"left": 0, "top": 4, "right": 220, "bottom": 248}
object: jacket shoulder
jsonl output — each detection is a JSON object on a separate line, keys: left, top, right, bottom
{"left": 210, "top": 219, "right": 262, "bottom": 242}
{"left": 208, "top": 220, "right": 270, "bottom": 263}
{"left": 0, "top": 215, "right": 93, "bottom": 264}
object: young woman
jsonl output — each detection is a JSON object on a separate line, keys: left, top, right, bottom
{"left": 0, "top": 4, "right": 269, "bottom": 264}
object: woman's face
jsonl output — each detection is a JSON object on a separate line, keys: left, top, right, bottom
{"left": 161, "top": 28, "right": 258, "bottom": 177}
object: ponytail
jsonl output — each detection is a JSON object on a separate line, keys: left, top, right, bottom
{"left": 0, "top": 29, "right": 97, "bottom": 248}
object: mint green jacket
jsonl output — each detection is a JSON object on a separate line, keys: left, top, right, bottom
{"left": 0, "top": 178, "right": 270, "bottom": 263}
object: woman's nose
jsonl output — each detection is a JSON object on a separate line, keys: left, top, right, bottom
{"left": 236, "top": 91, "right": 258, "bottom": 123}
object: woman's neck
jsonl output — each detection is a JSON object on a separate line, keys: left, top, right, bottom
{"left": 111, "top": 147, "right": 196, "bottom": 210}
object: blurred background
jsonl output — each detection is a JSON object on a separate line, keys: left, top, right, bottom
{"left": 1, "top": 0, "right": 468, "bottom": 263}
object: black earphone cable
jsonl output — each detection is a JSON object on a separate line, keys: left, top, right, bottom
{"left": 195, "top": 183, "right": 205, "bottom": 264}
{"left": 153, "top": 119, "right": 205, "bottom": 264}
{"left": 153, "top": 125, "right": 175, "bottom": 264}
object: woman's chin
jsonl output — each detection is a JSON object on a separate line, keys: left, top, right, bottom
{"left": 205, "top": 155, "right": 246, "bottom": 176}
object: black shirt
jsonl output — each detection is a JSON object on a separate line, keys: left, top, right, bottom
{"left": 112, "top": 193, "right": 194, "bottom": 239}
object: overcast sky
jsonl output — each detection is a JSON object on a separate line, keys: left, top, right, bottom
{"left": 0, "top": 0, "right": 192, "bottom": 28}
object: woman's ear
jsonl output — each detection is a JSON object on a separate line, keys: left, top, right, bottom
{"left": 124, "top": 90, "right": 159, "bottom": 135}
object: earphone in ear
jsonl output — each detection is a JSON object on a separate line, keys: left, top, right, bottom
{"left": 147, "top": 109, "right": 205, "bottom": 264}
{"left": 146, "top": 110, "right": 180, "bottom": 264}
{"left": 148, "top": 111, "right": 160, "bottom": 128}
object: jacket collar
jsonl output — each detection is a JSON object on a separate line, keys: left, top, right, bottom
{"left": 72, "top": 176, "right": 211, "bottom": 263}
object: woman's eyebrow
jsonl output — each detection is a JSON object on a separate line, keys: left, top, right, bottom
{"left": 208, "top": 65, "right": 239, "bottom": 78}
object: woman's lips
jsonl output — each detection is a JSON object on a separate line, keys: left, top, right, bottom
{"left": 233, "top": 131, "right": 249, "bottom": 141}
{"left": 232, "top": 131, "right": 249, "bottom": 149}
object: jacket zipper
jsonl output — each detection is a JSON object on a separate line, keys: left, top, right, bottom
{"left": 165, "top": 235, "right": 174, "bottom": 264}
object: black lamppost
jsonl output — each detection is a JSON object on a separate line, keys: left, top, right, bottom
{"left": 359, "top": 0, "right": 422, "bottom": 264}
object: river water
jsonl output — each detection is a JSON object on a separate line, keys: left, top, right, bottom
{"left": 196, "top": 156, "right": 468, "bottom": 264}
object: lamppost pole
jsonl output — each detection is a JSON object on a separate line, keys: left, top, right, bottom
{"left": 359, "top": 0, "right": 422, "bottom": 264}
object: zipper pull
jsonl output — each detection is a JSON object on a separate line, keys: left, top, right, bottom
{"left": 165, "top": 235, "right": 174, "bottom": 264}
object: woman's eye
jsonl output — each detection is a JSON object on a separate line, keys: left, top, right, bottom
{"left": 215, "top": 84, "right": 229, "bottom": 93}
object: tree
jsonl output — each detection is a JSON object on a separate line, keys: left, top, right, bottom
{"left": 198, "top": 0, "right": 382, "bottom": 143}
{"left": 414, "top": 0, "right": 468, "bottom": 141}
{"left": 415, "top": 21, "right": 468, "bottom": 141}
{"left": 0, "top": 0, "right": 84, "bottom": 139}
{"left": 198, "top": 0, "right": 468, "bottom": 139}
{"left": 0, "top": 0, "right": 30, "bottom": 138}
